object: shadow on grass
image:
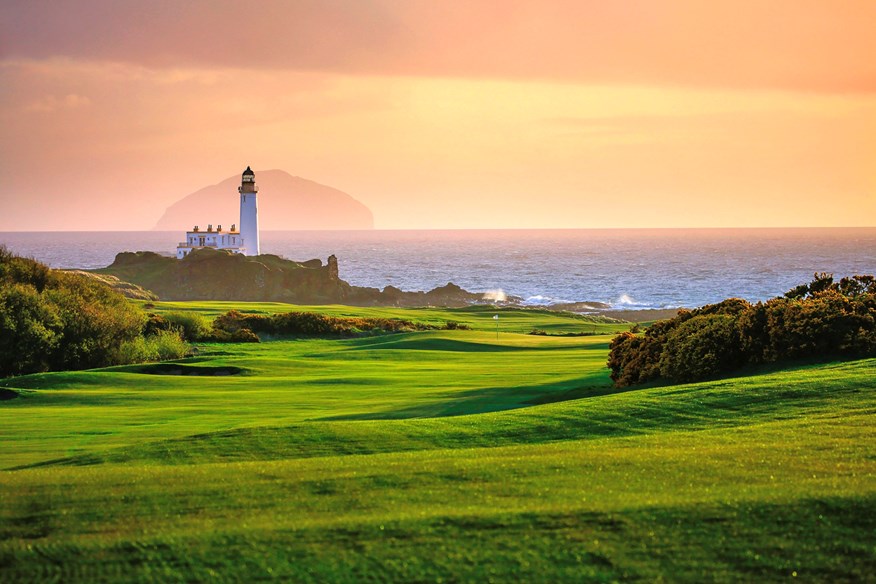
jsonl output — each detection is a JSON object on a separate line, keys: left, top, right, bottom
{"left": 0, "top": 388, "right": 20, "bottom": 400}
{"left": 319, "top": 375, "right": 615, "bottom": 420}
{"left": 345, "top": 334, "right": 607, "bottom": 353}
{"left": 345, "top": 336, "right": 532, "bottom": 352}
{"left": 116, "top": 363, "right": 245, "bottom": 376}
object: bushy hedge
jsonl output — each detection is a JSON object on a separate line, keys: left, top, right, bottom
{"left": 608, "top": 274, "right": 876, "bottom": 387}
{"left": 0, "top": 248, "right": 189, "bottom": 378}
{"left": 113, "top": 330, "right": 189, "bottom": 363}
{"left": 0, "top": 248, "right": 149, "bottom": 377}
{"left": 211, "top": 310, "right": 468, "bottom": 340}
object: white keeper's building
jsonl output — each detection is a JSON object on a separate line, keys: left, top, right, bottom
{"left": 176, "top": 166, "right": 261, "bottom": 259}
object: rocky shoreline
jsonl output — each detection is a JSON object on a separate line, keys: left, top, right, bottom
{"left": 92, "top": 249, "right": 679, "bottom": 322}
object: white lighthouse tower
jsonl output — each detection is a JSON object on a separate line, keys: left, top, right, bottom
{"left": 238, "top": 166, "right": 260, "bottom": 256}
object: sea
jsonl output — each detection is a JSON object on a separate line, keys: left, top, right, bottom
{"left": 1, "top": 228, "right": 874, "bottom": 310}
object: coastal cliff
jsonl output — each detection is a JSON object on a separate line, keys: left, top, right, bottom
{"left": 96, "top": 249, "right": 488, "bottom": 306}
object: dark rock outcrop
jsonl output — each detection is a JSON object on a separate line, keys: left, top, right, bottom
{"left": 96, "top": 248, "right": 493, "bottom": 307}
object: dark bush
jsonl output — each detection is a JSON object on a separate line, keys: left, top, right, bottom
{"left": 210, "top": 310, "right": 460, "bottom": 340}
{"left": 143, "top": 313, "right": 174, "bottom": 336}
{"left": 764, "top": 290, "right": 874, "bottom": 360}
{"left": 658, "top": 314, "right": 742, "bottom": 382}
{"left": 608, "top": 332, "right": 664, "bottom": 386}
{"left": 736, "top": 302, "right": 769, "bottom": 362}
{"left": 607, "top": 273, "right": 876, "bottom": 387}
{"left": 213, "top": 310, "right": 272, "bottom": 335}
{"left": 230, "top": 328, "right": 261, "bottom": 343}
{"left": 692, "top": 297, "right": 752, "bottom": 317}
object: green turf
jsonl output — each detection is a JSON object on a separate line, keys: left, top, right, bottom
{"left": 141, "top": 300, "right": 630, "bottom": 334}
{"left": 0, "top": 302, "right": 873, "bottom": 582}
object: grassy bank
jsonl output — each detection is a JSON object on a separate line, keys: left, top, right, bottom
{"left": 1, "top": 302, "right": 873, "bottom": 582}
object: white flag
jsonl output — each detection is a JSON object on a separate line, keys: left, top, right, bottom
{"left": 493, "top": 314, "right": 499, "bottom": 320}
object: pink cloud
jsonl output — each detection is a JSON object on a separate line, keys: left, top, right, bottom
{"left": 1, "top": 1, "right": 874, "bottom": 93}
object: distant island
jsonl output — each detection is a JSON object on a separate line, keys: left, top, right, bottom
{"left": 153, "top": 169, "right": 374, "bottom": 231}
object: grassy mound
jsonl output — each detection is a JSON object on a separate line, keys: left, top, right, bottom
{"left": 14, "top": 358, "right": 874, "bottom": 469}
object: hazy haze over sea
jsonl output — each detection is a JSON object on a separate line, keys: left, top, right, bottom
{"left": 1, "top": 228, "right": 873, "bottom": 310}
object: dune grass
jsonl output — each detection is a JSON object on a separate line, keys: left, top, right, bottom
{"left": 0, "top": 302, "right": 873, "bottom": 582}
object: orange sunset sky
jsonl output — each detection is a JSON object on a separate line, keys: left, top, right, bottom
{"left": 0, "top": 1, "right": 874, "bottom": 231}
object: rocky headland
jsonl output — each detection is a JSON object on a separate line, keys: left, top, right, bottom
{"left": 94, "top": 249, "right": 679, "bottom": 321}
{"left": 96, "top": 249, "right": 497, "bottom": 307}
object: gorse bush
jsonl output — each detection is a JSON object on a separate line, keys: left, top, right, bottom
{"left": 211, "top": 310, "right": 469, "bottom": 340}
{"left": 657, "top": 314, "right": 742, "bottom": 383}
{"left": 0, "top": 248, "right": 147, "bottom": 377}
{"left": 114, "top": 330, "right": 189, "bottom": 363}
{"left": 608, "top": 273, "right": 876, "bottom": 387}
{"left": 0, "top": 247, "right": 189, "bottom": 378}
{"left": 162, "top": 311, "right": 213, "bottom": 341}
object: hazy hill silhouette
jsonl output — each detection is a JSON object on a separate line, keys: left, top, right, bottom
{"left": 153, "top": 170, "right": 373, "bottom": 231}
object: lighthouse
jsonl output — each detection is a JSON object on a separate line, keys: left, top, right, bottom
{"left": 238, "top": 166, "right": 260, "bottom": 256}
{"left": 174, "top": 166, "right": 261, "bottom": 259}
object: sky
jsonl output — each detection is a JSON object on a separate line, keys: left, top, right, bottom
{"left": 1, "top": 0, "right": 874, "bottom": 231}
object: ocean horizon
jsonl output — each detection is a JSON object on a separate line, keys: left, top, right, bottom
{"left": 2, "top": 227, "right": 874, "bottom": 310}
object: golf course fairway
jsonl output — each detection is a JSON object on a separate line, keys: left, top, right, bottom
{"left": 1, "top": 303, "right": 873, "bottom": 582}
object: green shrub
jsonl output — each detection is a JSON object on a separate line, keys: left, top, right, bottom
{"left": 0, "top": 248, "right": 159, "bottom": 377}
{"left": 0, "top": 283, "right": 62, "bottom": 377}
{"left": 113, "top": 335, "right": 155, "bottom": 364}
{"left": 0, "top": 246, "right": 51, "bottom": 292}
{"left": 114, "top": 330, "right": 189, "bottom": 364}
{"left": 211, "top": 310, "right": 449, "bottom": 339}
{"left": 150, "top": 330, "right": 190, "bottom": 360}
{"left": 0, "top": 251, "right": 146, "bottom": 377}
{"left": 163, "top": 311, "right": 212, "bottom": 341}
{"left": 42, "top": 271, "right": 146, "bottom": 370}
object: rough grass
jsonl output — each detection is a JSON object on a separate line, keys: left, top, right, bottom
{"left": 0, "top": 302, "right": 873, "bottom": 582}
